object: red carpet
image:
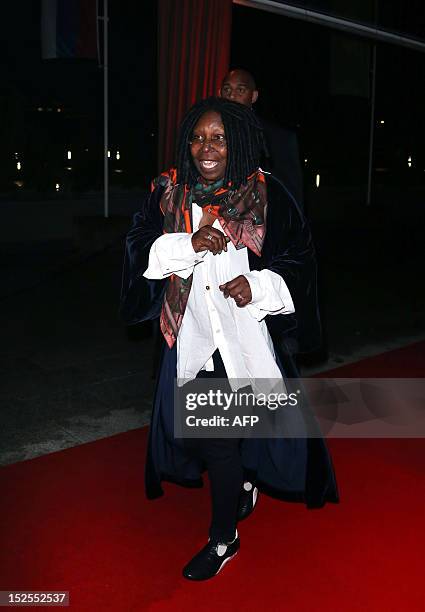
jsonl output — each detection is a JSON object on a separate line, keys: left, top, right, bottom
{"left": 1, "top": 341, "right": 425, "bottom": 611}
{"left": 319, "top": 340, "right": 425, "bottom": 377}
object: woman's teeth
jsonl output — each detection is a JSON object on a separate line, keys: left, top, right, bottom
{"left": 200, "top": 161, "right": 218, "bottom": 169}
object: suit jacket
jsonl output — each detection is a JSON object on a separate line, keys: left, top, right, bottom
{"left": 260, "top": 117, "right": 304, "bottom": 208}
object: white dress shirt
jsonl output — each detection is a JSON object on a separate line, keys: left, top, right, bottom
{"left": 143, "top": 203, "right": 295, "bottom": 392}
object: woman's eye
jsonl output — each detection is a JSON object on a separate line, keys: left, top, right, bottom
{"left": 189, "top": 134, "right": 226, "bottom": 146}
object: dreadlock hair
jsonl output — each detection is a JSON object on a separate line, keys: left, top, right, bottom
{"left": 176, "top": 96, "right": 266, "bottom": 189}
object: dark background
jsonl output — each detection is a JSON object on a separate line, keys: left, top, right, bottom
{"left": 1, "top": 1, "right": 425, "bottom": 463}
{"left": 1, "top": 1, "right": 424, "bottom": 197}
{"left": 0, "top": 1, "right": 157, "bottom": 193}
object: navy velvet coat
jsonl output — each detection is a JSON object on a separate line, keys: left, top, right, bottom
{"left": 120, "top": 174, "right": 339, "bottom": 508}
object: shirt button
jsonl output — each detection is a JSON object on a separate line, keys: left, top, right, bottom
{"left": 206, "top": 285, "right": 210, "bottom": 290}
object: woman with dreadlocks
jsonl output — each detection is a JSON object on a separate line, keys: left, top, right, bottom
{"left": 120, "top": 97, "right": 338, "bottom": 580}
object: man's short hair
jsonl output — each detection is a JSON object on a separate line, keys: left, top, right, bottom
{"left": 223, "top": 68, "right": 256, "bottom": 90}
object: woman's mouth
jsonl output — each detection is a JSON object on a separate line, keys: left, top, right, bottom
{"left": 200, "top": 160, "right": 219, "bottom": 170}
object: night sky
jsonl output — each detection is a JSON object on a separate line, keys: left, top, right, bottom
{"left": 0, "top": 2, "right": 157, "bottom": 187}
{"left": 0, "top": 1, "right": 424, "bottom": 190}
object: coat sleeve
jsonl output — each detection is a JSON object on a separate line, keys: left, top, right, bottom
{"left": 259, "top": 176, "right": 322, "bottom": 353}
{"left": 119, "top": 186, "right": 166, "bottom": 324}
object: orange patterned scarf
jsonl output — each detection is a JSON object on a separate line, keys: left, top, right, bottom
{"left": 151, "top": 169, "right": 267, "bottom": 348}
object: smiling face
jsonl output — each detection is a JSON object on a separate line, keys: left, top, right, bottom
{"left": 189, "top": 110, "right": 228, "bottom": 184}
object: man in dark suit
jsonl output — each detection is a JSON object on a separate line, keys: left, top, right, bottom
{"left": 220, "top": 68, "right": 304, "bottom": 209}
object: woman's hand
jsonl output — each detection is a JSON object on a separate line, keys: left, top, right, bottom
{"left": 191, "top": 225, "right": 230, "bottom": 255}
{"left": 219, "top": 275, "right": 252, "bottom": 307}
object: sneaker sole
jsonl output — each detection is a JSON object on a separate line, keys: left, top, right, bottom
{"left": 215, "top": 550, "right": 239, "bottom": 576}
{"left": 252, "top": 487, "right": 258, "bottom": 509}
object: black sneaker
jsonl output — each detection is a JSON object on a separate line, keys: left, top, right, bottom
{"left": 237, "top": 482, "right": 259, "bottom": 521}
{"left": 182, "top": 531, "right": 240, "bottom": 581}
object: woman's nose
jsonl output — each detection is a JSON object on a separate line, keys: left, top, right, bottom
{"left": 201, "top": 139, "right": 215, "bottom": 151}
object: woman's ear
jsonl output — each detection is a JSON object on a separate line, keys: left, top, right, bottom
{"left": 252, "top": 90, "right": 259, "bottom": 104}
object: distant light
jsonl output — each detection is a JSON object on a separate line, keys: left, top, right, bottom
{"left": 57, "top": 108, "right": 62, "bottom": 113}
{"left": 55, "top": 183, "right": 60, "bottom": 191}
{"left": 65, "top": 166, "right": 72, "bottom": 171}
{"left": 67, "top": 150, "right": 72, "bottom": 160}
{"left": 14, "top": 180, "right": 24, "bottom": 188}
{"left": 116, "top": 151, "right": 120, "bottom": 160}
{"left": 107, "top": 150, "right": 111, "bottom": 158}
{"left": 408, "top": 155, "right": 412, "bottom": 168}
{"left": 85, "top": 148, "right": 89, "bottom": 152}
{"left": 379, "top": 120, "right": 385, "bottom": 125}
{"left": 37, "top": 107, "right": 43, "bottom": 112}
{"left": 114, "top": 169, "right": 123, "bottom": 173}
{"left": 17, "top": 161, "right": 21, "bottom": 171}
{"left": 304, "top": 158, "right": 308, "bottom": 164}
{"left": 316, "top": 173, "right": 320, "bottom": 188}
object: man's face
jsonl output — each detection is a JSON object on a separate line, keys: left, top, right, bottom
{"left": 220, "top": 70, "right": 258, "bottom": 107}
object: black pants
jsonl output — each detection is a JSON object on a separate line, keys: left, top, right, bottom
{"left": 183, "top": 351, "right": 243, "bottom": 543}
{"left": 184, "top": 436, "right": 243, "bottom": 542}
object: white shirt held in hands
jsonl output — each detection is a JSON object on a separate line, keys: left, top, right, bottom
{"left": 143, "top": 203, "right": 295, "bottom": 393}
